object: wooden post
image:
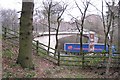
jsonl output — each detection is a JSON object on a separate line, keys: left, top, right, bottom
{"left": 36, "top": 40, "right": 39, "bottom": 55}
{"left": 58, "top": 51, "right": 60, "bottom": 66}
{"left": 82, "top": 53, "right": 85, "bottom": 68}
{"left": 4, "top": 27, "right": 7, "bottom": 39}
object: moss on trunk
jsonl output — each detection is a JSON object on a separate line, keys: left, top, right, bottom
{"left": 17, "top": 1, "right": 34, "bottom": 69}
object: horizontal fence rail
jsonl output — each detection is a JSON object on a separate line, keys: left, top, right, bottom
{"left": 2, "top": 27, "right": 120, "bottom": 67}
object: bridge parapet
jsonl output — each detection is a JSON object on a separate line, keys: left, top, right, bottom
{"left": 33, "top": 31, "right": 90, "bottom": 38}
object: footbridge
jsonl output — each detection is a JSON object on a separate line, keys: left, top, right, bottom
{"left": 33, "top": 31, "right": 98, "bottom": 53}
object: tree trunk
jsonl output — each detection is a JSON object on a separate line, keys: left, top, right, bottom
{"left": 104, "top": 34, "right": 107, "bottom": 50}
{"left": 104, "top": 34, "right": 108, "bottom": 58}
{"left": 105, "top": 44, "right": 112, "bottom": 77}
{"left": 106, "top": 6, "right": 115, "bottom": 76}
{"left": 55, "top": 20, "right": 60, "bottom": 57}
{"left": 106, "top": 29, "right": 113, "bottom": 77}
{"left": 17, "top": 0, "right": 34, "bottom": 69}
{"left": 80, "top": 31, "right": 83, "bottom": 54}
{"left": 47, "top": 5, "right": 51, "bottom": 55}
{"left": 55, "top": 31, "right": 58, "bottom": 57}
{"left": 47, "top": 24, "right": 50, "bottom": 55}
{"left": 80, "top": 26, "right": 84, "bottom": 68}
{"left": 118, "top": 1, "right": 120, "bottom": 53}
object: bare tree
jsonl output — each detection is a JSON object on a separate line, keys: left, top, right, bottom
{"left": 91, "top": 0, "right": 118, "bottom": 77}
{"left": 33, "top": 9, "right": 47, "bottom": 33}
{"left": 54, "top": 2, "right": 67, "bottom": 56}
{"left": 74, "top": 0, "right": 90, "bottom": 68}
{"left": 104, "top": 1, "right": 116, "bottom": 77}
{"left": 101, "top": 0, "right": 114, "bottom": 53}
{"left": 94, "top": 0, "right": 117, "bottom": 76}
{"left": 90, "top": 0, "right": 109, "bottom": 51}
{"left": 0, "top": 9, "right": 19, "bottom": 31}
{"left": 42, "top": 0, "right": 59, "bottom": 54}
{"left": 43, "top": 0, "right": 52, "bottom": 54}
{"left": 118, "top": 0, "right": 120, "bottom": 53}
{"left": 17, "top": 0, "right": 34, "bottom": 69}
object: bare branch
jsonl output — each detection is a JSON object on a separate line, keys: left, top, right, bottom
{"left": 89, "top": 2, "right": 102, "bottom": 13}
{"left": 75, "top": 20, "right": 81, "bottom": 32}
{"left": 101, "top": 0, "right": 106, "bottom": 35}
{"left": 82, "top": 0, "right": 91, "bottom": 9}
{"left": 57, "top": 4, "right": 68, "bottom": 20}
{"left": 74, "top": 0, "right": 83, "bottom": 15}
{"left": 81, "top": 0, "right": 90, "bottom": 26}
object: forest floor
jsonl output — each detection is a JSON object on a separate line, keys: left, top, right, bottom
{"left": 0, "top": 37, "right": 2, "bottom": 80}
{"left": 2, "top": 39, "right": 120, "bottom": 79}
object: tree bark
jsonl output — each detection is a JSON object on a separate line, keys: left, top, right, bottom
{"left": 55, "top": 19, "right": 61, "bottom": 56}
{"left": 54, "top": 4, "right": 67, "bottom": 57}
{"left": 55, "top": 29, "right": 59, "bottom": 56}
{"left": 118, "top": 1, "right": 120, "bottom": 53}
{"left": 106, "top": 1, "right": 115, "bottom": 76}
{"left": 17, "top": 0, "right": 34, "bottom": 69}
{"left": 47, "top": 3, "right": 52, "bottom": 55}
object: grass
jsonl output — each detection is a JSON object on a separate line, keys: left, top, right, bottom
{"left": 3, "top": 49, "right": 13, "bottom": 59}
{"left": 24, "top": 72, "right": 36, "bottom": 78}
{"left": 67, "top": 73, "right": 87, "bottom": 78}
{"left": 37, "top": 47, "right": 47, "bottom": 57}
{"left": 32, "top": 42, "right": 47, "bottom": 56}
{"left": 60, "top": 53, "right": 108, "bottom": 66}
{"left": 3, "top": 71, "right": 16, "bottom": 78}
{"left": 9, "top": 63, "right": 20, "bottom": 68}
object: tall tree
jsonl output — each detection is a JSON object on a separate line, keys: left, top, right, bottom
{"left": 90, "top": 0, "right": 111, "bottom": 51}
{"left": 105, "top": 1, "right": 115, "bottom": 77}
{"left": 42, "top": 0, "right": 62, "bottom": 54}
{"left": 74, "top": 0, "right": 90, "bottom": 68}
{"left": 54, "top": 2, "right": 67, "bottom": 56}
{"left": 118, "top": 0, "right": 120, "bottom": 53}
{"left": 91, "top": 0, "right": 118, "bottom": 77}
{"left": 42, "top": 0, "right": 53, "bottom": 54}
{"left": 17, "top": 0, "right": 34, "bottom": 69}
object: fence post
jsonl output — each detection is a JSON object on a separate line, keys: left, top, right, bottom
{"left": 4, "top": 27, "right": 7, "bottom": 39}
{"left": 58, "top": 51, "right": 60, "bottom": 66}
{"left": 36, "top": 40, "right": 39, "bottom": 55}
{"left": 82, "top": 52, "right": 85, "bottom": 68}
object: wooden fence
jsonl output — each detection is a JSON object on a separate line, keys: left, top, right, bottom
{"left": 2, "top": 27, "right": 120, "bottom": 68}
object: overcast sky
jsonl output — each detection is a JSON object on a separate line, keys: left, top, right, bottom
{"left": 0, "top": 0, "right": 119, "bottom": 21}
